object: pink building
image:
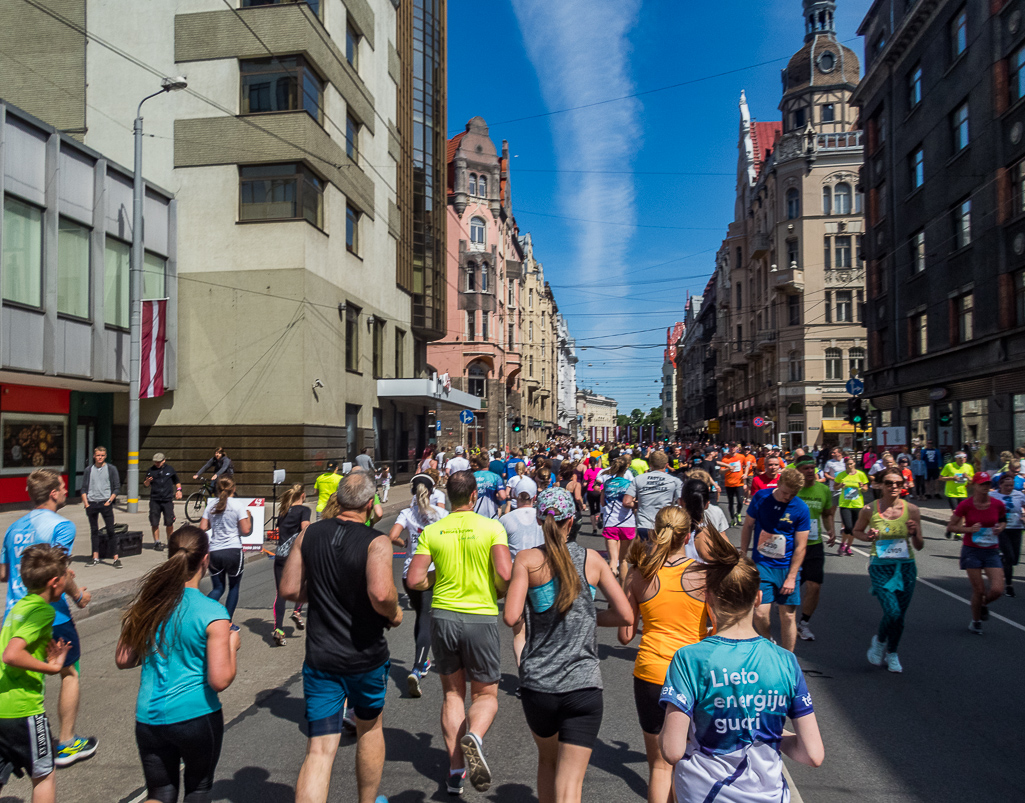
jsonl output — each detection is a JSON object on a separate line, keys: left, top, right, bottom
{"left": 429, "top": 117, "right": 525, "bottom": 448}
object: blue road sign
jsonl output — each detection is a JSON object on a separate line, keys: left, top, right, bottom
{"left": 459, "top": 409, "right": 475, "bottom": 425}
{"left": 436, "top": 421, "right": 442, "bottom": 433}
{"left": 846, "top": 377, "right": 865, "bottom": 396}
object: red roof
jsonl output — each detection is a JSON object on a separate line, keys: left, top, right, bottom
{"left": 750, "top": 121, "right": 782, "bottom": 179}
{"left": 447, "top": 132, "right": 466, "bottom": 163}
{"left": 500, "top": 156, "right": 508, "bottom": 204}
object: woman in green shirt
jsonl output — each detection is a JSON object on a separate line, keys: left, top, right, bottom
{"left": 835, "top": 457, "right": 869, "bottom": 556}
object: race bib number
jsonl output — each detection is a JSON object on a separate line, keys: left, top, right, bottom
{"left": 974, "top": 527, "right": 999, "bottom": 547}
{"left": 843, "top": 486, "right": 859, "bottom": 501}
{"left": 875, "top": 538, "right": 909, "bottom": 560}
{"left": 757, "top": 531, "right": 788, "bottom": 559}
{"left": 956, "top": 474, "right": 967, "bottom": 484}
{"left": 809, "top": 519, "right": 819, "bottom": 538}
{"left": 730, "top": 462, "right": 741, "bottom": 474}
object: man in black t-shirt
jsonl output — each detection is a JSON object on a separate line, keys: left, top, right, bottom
{"left": 143, "top": 453, "right": 181, "bottom": 551}
{"left": 280, "top": 471, "right": 402, "bottom": 803}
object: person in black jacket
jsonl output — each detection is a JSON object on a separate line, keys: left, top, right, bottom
{"left": 144, "top": 453, "right": 182, "bottom": 552}
{"left": 193, "top": 448, "right": 234, "bottom": 483}
{"left": 80, "top": 446, "right": 121, "bottom": 568}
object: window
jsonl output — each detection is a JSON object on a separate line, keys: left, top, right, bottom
{"left": 508, "top": 279, "right": 515, "bottom": 307}
{"left": 834, "top": 182, "right": 852, "bottom": 215}
{"left": 481, "top": 262, "right": 489, "bottom": 292}
{"left": 736, "top": 324, "right": 742, "bottom": 351}
{"left": 736, "top": 281, "right": 742, "bottom": 308}
{"left": 857, "top": 235, "right": 865, "bottom": 267}
{"left": 529, "top": 355, "right": 534, "bottom": 377}
{"left": 821, "top": 103, "right": 835, "bottom": 123}
{"left": 394, "top": 329, "right": 405, "bottom": 378}
{"left": 951, "top": 6, "right": 967, "bottom": 61}
{"left": 372, "top": 319, "right": 384, "bottom": 377}
{"left": 345, "top": 114, "right": 360, "bottom": 162}
{"left": 786, "top": 188, "right": 800, "bottom": 219}
{"left": 508, "top": 323, "right": 514, "bottom": 348}
{"left": 529, "top": 288, "right": 534, "bottom": 309}
{"left": 478, "top": 176, "right": 487, "bottom": 198}
{"left": 468, "top": 362, "right": 486, "bottom": 397}
{"left": 823, "top": 236, "right": 831, "bottom": 270}
{"left": 1015, "top": 159, "right": 1025, "bottom": 217}
{"left": 481, "top": 311, "right": 488, "bottom": 341}
{"left": 835, "top": 235, "right": 852, "bottom": 268}
{"left": 1012, "top": 45, "right": 1025, "bottom": 104}
{"left": 469, "top": 174, "right": 477, "bottom": 196}
{"left": 1017, "top": 272, "right": 1025, "bottom": 326}
{"left": 912, "top": 313, "right": 927, "bottom": 356}
{"left": 541, "top": 338, "right": 546, "bottom": 358}
{"left": 952, "top": 102, "right": 969, "bottom": 152}
{"left": 104, "top": 238, "right": 130, "bottom": 328}
{"left": 240, "top": 56, "right": 323, "bottom": 122}
{"left": 2, "top": 196, "right": 43, "bottom": 307}
{"left": 912, "top": 230, "right": 926, "bottom": 273}
{"left": 910, "top": 146, "right": 924, "bottom": 189}
{"left": 793, "top": 108, "right": 807, "bottom": 129}
{"left": 345, "top": 304, "right": 360, "bottom": 371}
{"left": 243, "top": 0, "right": 321, "bottom": 17}
{"left": 57, "top": 218, "right": 89, "bottom": 318}
{"left": 788, "top": 350, "right": 803, "bottom": 382}
{"left": 345, "top": 21, "right": 359, "bottom": 69}
{"left": 822, "top": 403, "right": 836, "bottom": 418}
{"left": 825, "top": 348, "right": 842, "bottom": 380}
{"left": 849, "top": 346, "right": 866, "bottom": 375}
{"left": 822, "top": 186, "right": 832, "bottom": 215}
{"left": 908, "top": 64, "right": 922, "bottom": 109}
{"left": 346, "top": 204, "right": 360, "bottom": 253}
{"left": 469, "top": 217, "right": 486, "bottom": 248}
{"left": 466, "top": 310, "right": 476, "bottom": 341}
{"left": 240, "top": 163, "right": 323, "bottom": 227}
{"left": 466, "top": 262, "right": 476, "bottom": 291}
{"left": 958, "top": 293, "right": 974, "bottom": 342}
{"left": 954, "top": 198, "right": 972, "bottom": 249}
{"left": 541, "top": 367, "right": 546, "bottom": 386}
{"left": 836, "top": 290, "right": 853, "bottom": 322}
{"left": 529, "top": 320, "right": 534, "bottom": 340}
{"left": 143, "top": 253, "right": 166, "bottom": 301}
{"left": 788, "top": 293, "right": 801, "bottom": 326}
{"left": 872, "top": 32, "right": 887, "bottom": 60}
{"left": 786, "top": 239, "right": 799, "bottom": 268}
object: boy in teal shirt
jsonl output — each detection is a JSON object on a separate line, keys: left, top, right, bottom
{"left": 0, "top": 544, "right": 72, "bottom": 801}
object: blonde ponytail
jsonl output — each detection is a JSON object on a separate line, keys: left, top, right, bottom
{"left": 638, "top": 506, "right": 691, "bottom": 582}
{"left": 541, "top": 514, "right": 582, "bottom": 614}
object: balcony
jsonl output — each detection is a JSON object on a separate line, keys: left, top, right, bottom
{"left": 772, "top": 267, "right": 804, "bottom": 294}
{"left": 729, "top": 348, "right": 748, "bottom": 368}
{"left": 751, "top": 233, "right": 770, "bottom": 258}
{"left": 816, "top": 131, "right": 862, "bottom": 152}
{"left": 756, "top": 330, "right": 777, "bottom": 352}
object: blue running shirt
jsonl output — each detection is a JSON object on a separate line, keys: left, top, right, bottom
{"left": 746, "top": 489, "right": 811, "bottom": 569}
{"left": 473, "top": 471, "right": 506, "bottom": 519}
{"left": 1, "top": 510, "right": 76, "bottom": 626}
{"left": 660, "top": 635, "right": 814, "bottom": 803}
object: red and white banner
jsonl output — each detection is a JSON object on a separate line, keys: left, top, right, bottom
{"left": 140, "top": 299, "right": 167, "bottom": 399}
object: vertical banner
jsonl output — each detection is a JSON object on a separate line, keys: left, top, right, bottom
{"left": 603, "top": 427, "right": 609, "bottom": 442}
{"left": 140, "top": 299, "right": 167, "bottom": 399}
{"left": 589, "top": 426, "right": 596, "bottom": 442}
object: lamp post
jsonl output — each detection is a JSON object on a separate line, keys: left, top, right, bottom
{"left": 127, "top": 76, "right": 187, "bottom": 514}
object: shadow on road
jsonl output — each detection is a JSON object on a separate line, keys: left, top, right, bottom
{"left": 591, "top": 738, "right": 648, "bottom": 798}
{"left": 211, "top": 766, "right": 293, "bottom": 802}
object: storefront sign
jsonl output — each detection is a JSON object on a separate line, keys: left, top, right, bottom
{"left": 1, "top": 413, "right": 66, "bottom": 475}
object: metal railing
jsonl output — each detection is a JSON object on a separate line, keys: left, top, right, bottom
{"left": 817, "top": 131, "right": 862, "bottom": 151}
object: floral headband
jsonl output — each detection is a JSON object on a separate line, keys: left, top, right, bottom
{"left": 535, "top": 487, "right": 576, "bottom": 522}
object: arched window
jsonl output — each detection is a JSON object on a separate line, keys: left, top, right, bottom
{"left": 481, "top": 262, "right": 489, "bottom": 292}
{"left": 849, "top": 346, "right": 865, "bottom": 376}
{"left": 834, "top": 182, "right": 852, "bottom": 215}
{"left": 825, "top": 347, "right": 842, "bottom": 379}
{"left": 478, "top": 176, "right": 487, "bottom": 198}
{"left": 469, "top": 216, "right": 486, "bottom": 249}
{"left": 822, "top": 186, "right": 832, "bottom": 215}
{"left": 466, "top": 261, "right": 476, "bottom": 291}
{"left": 468, "top": 173, "right": 477, "bottom": 196}
{"left": 786, "top": 188, "right": 801, "bottom": 220}
{"left": 468, "top": 362, "right": 487, "bottom": 397}
{"left": 788, "top": 350, "right": 803, "bottom": 382}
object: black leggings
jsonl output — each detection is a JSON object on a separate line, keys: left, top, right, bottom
{"left": 136, "top": 709, "right": 224, "bottom": 803}
{"left": 272, "top": 559, "right": 302, "bottom": 630}
{"left": 839, "top": 507, "right": 857, "bottom": 535}
{"left": 403, "top": 578, "right": 433, "bottom": 671}
{"left": 725, "top": 487, "right": 744, "bottom": 520}
{"left": 1000, "top": 528, "right": 1022, "bottom": 585}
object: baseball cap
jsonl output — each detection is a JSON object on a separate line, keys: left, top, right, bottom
{"left": 455, "top": 445, "right": 465, "bottom": 454}
{"left": 152, "top": 452, "right": 166, "bottom": 463}
{"left": 973, "top": 472, "right": 993, "bottom": 485}
{"left": 326, "top": 459, "right": 338, "bottom": 469}
{"left": 536, "top": 487, "right": 576, "bottom": 522}
{"left": 516, "top": 477, "right": 539, "bottom": 499}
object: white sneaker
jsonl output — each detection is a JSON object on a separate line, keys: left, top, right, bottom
{"left": 867, "top": 635, "right": 886, "bottom": 666}
{"left": 797, "top": 622, "right": 816, "bottom": 641}
{"left": 342, "top": 707, "right": 357, "bottom": 734}
{"left": 885, "top": 652, "right": 903, "bottom": 673}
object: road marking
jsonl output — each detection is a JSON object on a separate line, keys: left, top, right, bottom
{"left": 849, "top": 546, "right": 1025, "bottom": 634}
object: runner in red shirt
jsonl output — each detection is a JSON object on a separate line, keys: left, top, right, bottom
{"left": 751, "top": 456, "right": 782, "bottom": 494}
{"left": 947, "top": 472, "right": 1006, "bottom": 634}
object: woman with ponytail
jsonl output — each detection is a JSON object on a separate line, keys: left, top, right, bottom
{"left": 681, "top": 477, "right": 730, "bottom": 563}
{"left": 618, "top": 505, "right": 717, "bottom": 803}
{"left": 388, "top": 473, "right": 448, "bottom": 698}
{"left": 199, "top": 477, "right": 252, "bottom": 619}
{"left": 270, "top": 483, "right": 309, "bottom": 646}
{"left": 116, "top": 526, "right": 241, "bottom": 803}
{"left": 658, "top": 536, "right": 823, "bottom": 803}
{"left": 503, "top": 488, "right": 631, "bottom": 803}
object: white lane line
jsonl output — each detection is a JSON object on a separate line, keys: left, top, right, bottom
{"left": 849, "top": 546, "right": 1025, "bottom": 634}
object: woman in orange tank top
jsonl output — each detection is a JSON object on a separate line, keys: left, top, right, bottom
{"left": 618, "top": 506, "right": 715, "bottom": 803}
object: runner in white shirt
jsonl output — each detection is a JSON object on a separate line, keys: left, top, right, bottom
{"left": 499, "top": 478, "right": 543, "bottom": 668}
{"left": 446, "top": 445, "right": 471, "bottom": 476}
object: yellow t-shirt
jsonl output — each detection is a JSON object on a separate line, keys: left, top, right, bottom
{"left": 941, "top": 461, "right": 974, "bottom": 499}
{"left": 601, "top": 453, "right": 610, "bottom": 468}
{"left": 314, "top": 472, "right": 342, "bottom": 513}
{"left": 416, "top": 510, "right": 508, "bottom": 615}
{"left": 630, "top": 458, "right": 649, "bottom": 476}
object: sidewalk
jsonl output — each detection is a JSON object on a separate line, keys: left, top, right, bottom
{"left": 0, "top": 491, "right": 412, "bottom": 620}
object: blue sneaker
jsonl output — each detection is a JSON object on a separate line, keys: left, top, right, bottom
{"left": 375, "top": 796, "right": 389, "bottom": 803}
{"left": 55, "top": 736, "right": 98, "bottom": 768}
{"left": 446, "top": 769, "right": 465, "bottom": 795}
{"left": 407, "top": 668, "right": 423, "bottom": 698}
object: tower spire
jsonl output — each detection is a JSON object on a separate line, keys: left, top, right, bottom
{"left": 803, "top": 0, "right": 836, "bottom": 41}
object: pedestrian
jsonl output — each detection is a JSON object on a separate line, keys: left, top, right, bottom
{"left": 81, "top": 445, "right": 121, "bottom": 568}
{"left": 991, "top": 472, "right": 1024, "bottom": 597}
{"left": 499, "top": 477, "right": 543, "bottom": 667}
{"left": 947, "top": 472, "right": 1005, "bottom": 634}
{"left": 418, "top": 447, "right": 437, "bottom": 474}
{"left": 853, "top": 467, "right": 924, "bottom": 671}
{"left": 600, "top": 457, "right": 636, "bottom": 577}
{"left": 313, "top": 461, "right": 342, "bottom": 520}
{"left": 834, "top": 456, "right": 869, "bottom": 556}
{"left": 623, "top": 451, "right": 683, "bottom": 542}
{"left": 355, "top": 447, "right": 375, "bottom": 474}
{"left": 738, "top": 468, "right": 811, "bottom": 652}
{"left": 271, "top": 483, "right": 309, "bottom": 647}
{"left": 502, "top": 487, "right": 632, "bottom": 803}
{"left": 658, "top": 536, "right": 823, "bottom": 802}
{"left": 910, "top": 450, "right": 927, "bottom": 500}
{"left": 144, "top": 452, "right": 182, "bottom": 551}
{"left": 280, "top": 471, "right": 402, "bottom": 803}
{"left": 192, "top": 447, "right": 233, "bottom": 482}
{"left": 471, "top": 453, "right": 507, "bottom": 519}
{"left": 377, "top": 466, "right": 391, "bottom": 503}
{"left": 406, "top": 470, "right": 512, "bottom": 794}
{"left": 199, "top": 477, "right": 252, "bottom": 620}
{"left": 794, "top": 456, "right": 836, "bottom": 642}
{"left": 387, "top": 474, "right": 447, "bottom": 698}
{"left": 0, "top": 544, "right": 74, "bottom": 803}
{"left": 116, "top": 526, "right": 240, "bottom": 803}
{"left": 941, "top": 451, "right": 975, "bottom": 515}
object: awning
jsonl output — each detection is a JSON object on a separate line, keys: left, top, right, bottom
{"left": 821, "top": 420, "right": 873, "bottom": 434}
{"left": 376, "top": 378, "right": 480, "bottom": 410}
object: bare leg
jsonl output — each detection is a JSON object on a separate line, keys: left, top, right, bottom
{"left": 440, "top": 670, "right": 468, "bottom": 771}
{"left": 532, "top": 731, "right": 558, "bottom": 803}
{"left": 778, "top": 605, "right": 798, "bottom": 652}
{"left": 554, "top": 742, "right": 594, "bottom": 803}
{"left": 295, "top": 733, "right": 341, "bottom": 803}
{"left": 354, "top": 713, "right": 386, "bottom": 803}
{"left": 801, "top": 582, "right": 821, "bottom": 620}
{"left": 58, "top": 665, "right": 79, "bottom": 743}
{"left": 30, "top": 771, "right": 56, "bottom": 803}
{"left": 967, "top": 568, "right": 986, "bottom": 620}
{"left": 642, "top": 731, "right": 673, "bottom": 803}
{"left": 984, "top": 566, "right": 1005, "bottom": 603}
{"left": 150, "top": 527, "right": 160, "bottom": 543}
{"left": 607, "top": 539, "right": 620, "bottom": 573}
{"left": 466, "top": 679, "right": 499, "bottom": 742}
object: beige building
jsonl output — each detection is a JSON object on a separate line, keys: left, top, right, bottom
{"left": 713, "top": 0, "right": 866, "bottom": 451}
{"left": 575, "top": 389, "right": 617, "bottom": 441}
{"left": 519, "top": 233, "right": 559, "bottom": 440}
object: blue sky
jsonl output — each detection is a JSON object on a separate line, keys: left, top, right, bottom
{"left": 446, "top": 0, "right": 872, "bottom": 416}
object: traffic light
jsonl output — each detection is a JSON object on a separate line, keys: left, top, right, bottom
{"left": 846, "top": 397, "right": 866, "bottom": 427}
{"left": 938, "top": 410, "right": 952, "bottom": 426}
{"left": 512, "top": 417, "right": 522, "bottom": 432}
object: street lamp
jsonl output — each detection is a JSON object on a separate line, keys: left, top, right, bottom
{"left": 127, "top": 76, "right": 187, "bottom": 514}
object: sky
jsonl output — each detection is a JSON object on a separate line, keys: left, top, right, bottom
{"left": 446, "top": 0, "right": 873, "bottom": 416}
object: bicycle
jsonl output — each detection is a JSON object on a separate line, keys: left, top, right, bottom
{"left": 184, "top": 479, "right": 216, "bottom": 523}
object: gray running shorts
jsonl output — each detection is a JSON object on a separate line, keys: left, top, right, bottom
{"left": 430, "top": 609, "right": 501, "bottom": 683}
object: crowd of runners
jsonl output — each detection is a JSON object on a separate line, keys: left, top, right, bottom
{"left": 0, "top": 435, "right": 1020, "bottom": 802}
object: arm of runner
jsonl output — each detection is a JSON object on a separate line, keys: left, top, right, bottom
{"left": 622, "top": 494, "right": 636, "bottom": 509}
{"left": 199, "top": 516, "right": 210, "bottom": 532}
{"left": 502, "top": 551, "right": 531, "bottom": 627}
{"left": 659, "top": 704, "right": 692, "bottom": 766}
{"left": 491, "top": 543, "right": 512, "bottom": 597}
{"left": 387, "top": 522, "right": 407, "bottom": 548}
{"left": 593, "top": 554, "right": 632, "bottom": 627}
{"left": 366, "top": 535, "right": 402, "bottom": 627}
{"left": 783, "top": 530, "right": 808, "bottom": 595}
{"left": 908, "top": 505, "right": 925, "bottom": 551}
{"left": 0, "top": 564, "right": 7, "bottom": 583}
{"left": 781, "top": 713, "right": 824, "bottom": 767}
{"left": 3, "top": 637, "right": 69, "bottom": 676}
{"left": 739, "top": 514, "right": 755, "bottom": 554}
{"left": 852, "top": 506, "right": 877, "bottom": 541}
{"left": 406, "top": 553, "right": 432, "bottom": 591}
{"left": 115, "top": 637, "right": 141, "bottom": 669}
{"left": 617, "top": 573, "right": 643, "bottom": 644}
{"left": 823, "top": 504, "right": 837, "bottom": 546}
{"left": 279, "top": 532, "right": 307, "bottom": 602}
{"left": 205, "top": 618, "right": 239, "bottom": 693}
{"left": 238, "top": 511, "right": 252, "bottom": 536}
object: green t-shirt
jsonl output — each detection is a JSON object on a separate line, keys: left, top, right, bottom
{"left": 798, "top": 481, "right": 834, "bottom": 545}
{"left": 630, "top": 459, "right": 649, "bottom": 476}
{"left": 314, "top": 472, "right": 342, "bottom": 513}
{"left": 416, "top": 510, "right": 508, "bottom": 615}
{"left": 364, "top": 494, "right": 381, "bottom": 527}
{"left": 0, "top": 594, "right": 53, "bottom": 718}
{"left": 836, "top": 470, "right": 869, "bottom": 509}
{"left": 941, "top": 462, "right": 974, "bottom": 498}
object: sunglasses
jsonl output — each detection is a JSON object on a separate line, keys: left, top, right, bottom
{"left": 882, "top": 480, "right": 904, "bottom": 487}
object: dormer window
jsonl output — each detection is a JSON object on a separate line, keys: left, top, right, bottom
{"left": 478, "top": 176, "right": 487, "bottom": 198}
{"left": 818, "top": 51, "right": 835, "bottom": 73}
{"left": 469, "top": 174, "right": 477, "bottom": 196}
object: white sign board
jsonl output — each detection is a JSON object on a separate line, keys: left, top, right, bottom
{"left": 237, "top": 498, "right": 265, "bottom": 552}
{"left": 876, "top": 426, "right": 907, "bottom": 447}
{"left": 938, "top": 426, "right": 954, "bottom": 448}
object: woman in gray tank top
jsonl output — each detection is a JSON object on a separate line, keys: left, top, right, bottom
{"left": 503, "top": 487, "right": 632, "bottom": 803}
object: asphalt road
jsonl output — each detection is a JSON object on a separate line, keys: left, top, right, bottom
{"left": 2, "top": 506, "right": 1023, "bottom": 802}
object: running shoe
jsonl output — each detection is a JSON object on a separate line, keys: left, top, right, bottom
{"left": 291, "top": 610, "right": 305, "bottom": 630}
{"left": 968, "top": 621, "right": 983, "bottom": 635}
{"left": 797, "top": 622, "right": 816, "bottom": 641}
{"left": 407, "top": 668, "right": 423, "bottom": 698}
{"left": 55, "top": 736, "right": 98, "bottom": 768}
{"left": 845, "top": 545, "right": 854, "bottom": 556}
{"left": 154, "top": 540, "right": 165, "bottom": 551}
{"left": 342, "top": 707, "right": 357, "bottom": 734}
{"left": 885, "top": 652, "right": 903, "bottom": 673}
{"left": 981, "top": 605, "right": 990, "bottom": 621}
{"left": 112, "top": 559, "right": 123, "bottom": 569}
{"left": 375, "top": 797, "right": 389, "bottom": 803}
{"left": 866, "top": 635, "right": 886, "bottom": 667}
{"left": 1007, "top": 585, "right": 1016, "bottom": 598}
{"left": 273, "top": 628, "right": 286, "bottom": 646}
{"left": 84, "top": 559, "right": 98, "bottom": 567}
{"left": 459, "top": 732, "right": 492, "bottom": 792}
{"left": 446, "top": 770, "right": 466, "bottom": 795}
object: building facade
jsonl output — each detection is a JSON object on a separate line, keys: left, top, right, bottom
{"left": 712, "top": 1, "right": 867, "bottom": 451}
{"left": 556, "top": 310, "right": 578, "bottom": 438}
{"left": 519, "top": 233, "right": 559, "bottom": 440}
{"left": 576, "top": 389, "right": 618, "bottom": 441}
{"left": 676, "top": 296, "right": 705, "bottom": 437}
{"left": 853, "top": 0, "right": 1025, "bottom": 453}
{"left": 661, "top": 321, "right": 685, "bottom": 437}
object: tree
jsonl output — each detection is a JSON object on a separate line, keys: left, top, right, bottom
{"left": 642, "top": 407, "right": 663, "bottom": 427}
{"left": 616, "top": 414, "right": 631, "bottom": 427}
{"left": 629, "top": 408, "right": 644, "bottom": 426}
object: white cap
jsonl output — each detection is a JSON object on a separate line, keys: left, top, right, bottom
{"left": 516, "top": 477, "right": 539, "bottom": 499}
{"left": 455, "top": 445, "right": 465, "bottom": 454}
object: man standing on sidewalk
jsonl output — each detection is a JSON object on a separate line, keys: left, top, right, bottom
{"left": 281, "top": 471, "right": 402, "bottom": 803}
{"left": 143, "top": 453, "right": 181, "bottom": 551}
{"left": 80, "top": 446, "right": 120, "bottom": 569}
{"left": 406, "top": 470, "right": 512, "bottom": 794}
{"left": 1, "top": 469, "right": 98, "bottom": 768}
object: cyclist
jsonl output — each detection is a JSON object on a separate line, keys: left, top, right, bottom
{"left": 192, "top": 447, "right": 233, "bottom": 483}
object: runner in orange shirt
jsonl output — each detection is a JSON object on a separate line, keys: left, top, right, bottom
{"left": 717, "top": 443, "right": 747, "bottom": 526}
